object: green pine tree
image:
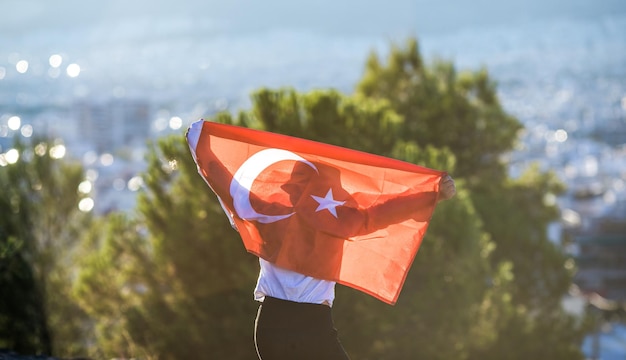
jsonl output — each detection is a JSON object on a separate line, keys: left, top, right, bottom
{"left": 356, "top": 38, "right": 586, "bottom": 359}
{"left": 74, "top": 135, "right": 260, "bottom": 359}
{"left": 0, "top": 138, "right": 90, "bottom": 356}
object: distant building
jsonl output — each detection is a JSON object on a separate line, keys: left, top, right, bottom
{"left": 571, "top": 199, "right": 626, "bottom": 302}
{"left": 0, "top": 131, "right": 10, "bottom": 152}
{"left": 74, "top": 98, "right": 152, "bottom": 154}
{"left": 69, "top": 98, "right": 152, "bottom": 214}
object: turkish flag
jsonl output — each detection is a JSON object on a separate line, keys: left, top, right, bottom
{"left": 186, "top": 119, "right": 445, "bottom": 304}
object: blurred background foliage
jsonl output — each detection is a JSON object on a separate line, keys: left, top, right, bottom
{"left": 0, "top": 39, "right": 589, "bottom": 359}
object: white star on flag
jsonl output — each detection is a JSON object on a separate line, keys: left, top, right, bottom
{"left": 311, "top": 188, "right": 345, "bottom": 218}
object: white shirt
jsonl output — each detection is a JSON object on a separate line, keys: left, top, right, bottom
{"left": 254, "top": 258, "right": 336, "bottom": 307}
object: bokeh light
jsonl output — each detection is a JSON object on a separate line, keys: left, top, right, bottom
{"left": 554, "top": 129, "right": 568, "bottom": 142}
{"left": 128, "top": 176, "right": 144, "bottom": 191}
{"left": 78, "top": 197, "right": 94, "bottom": 212}
{"left": 7, "top": 116, "right": 21, "bottom": 130}
{"left": 49, "top": 144, "right": 66, "bottom": 159}
{"left": 100, "top": 153, "right": 114, "bottom": 166}
{"left": 66, "top": 63, "right": 81, "bottom": 77}
{"left": 543, "top": 192, "right": 557, "bottom": 206}
{"left": 16, "top": 60, "right": 29, "bottom": 74}
{"left": 561, "top": 208, "right": 581, "bottom": 227}
{"left": 5, "top": 149, "right": 20, "bottom": 164}
{"left": 49, "top": 54, "right": 63, "bottom": 68}
{"left": 20, "top": 124, "right": 33, "bottom": 138}
{"left": 86, "top": 169, "right": 99, "bottom": 181}
{"left": 83, "top": 151, "right": 98, "bottom": 165}
{"left": 153, "top": 117, "right": 168, "bottom": 132}
{"left": 34, "top": 143, "right": 47, "bottom": 156}
{"left": 169, "top": 116, "right": 183, "bottom": 130}
{"left": 78, "top": 180, "right": 92, "bottom": 194}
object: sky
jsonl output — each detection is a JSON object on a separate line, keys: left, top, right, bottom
{"left": 3, "top": 0, "right": 626, "bottom": 39}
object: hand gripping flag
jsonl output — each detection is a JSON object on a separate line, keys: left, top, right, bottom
{"left": 186, "top": 119, "right": 445, "bottom": 304}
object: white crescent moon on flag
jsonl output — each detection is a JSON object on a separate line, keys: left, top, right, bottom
{"left": 230, "top": 148, "right": 317, "bottom": 224}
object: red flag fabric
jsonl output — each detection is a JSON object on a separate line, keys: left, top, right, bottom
{"left": 186, "top": 119, "right": 445, "bottom": 305}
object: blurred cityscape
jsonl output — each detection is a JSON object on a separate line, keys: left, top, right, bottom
{"left": 1, "top": 2, "right": 625, "bottom": 358}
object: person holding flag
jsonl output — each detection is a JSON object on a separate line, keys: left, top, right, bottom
{"left": 186, "top": 119, "right": 456, "bottom": 360}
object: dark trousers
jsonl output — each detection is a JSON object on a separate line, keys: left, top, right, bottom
{"left": 254, "top": 296, "right": 350, "bottom": 360}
